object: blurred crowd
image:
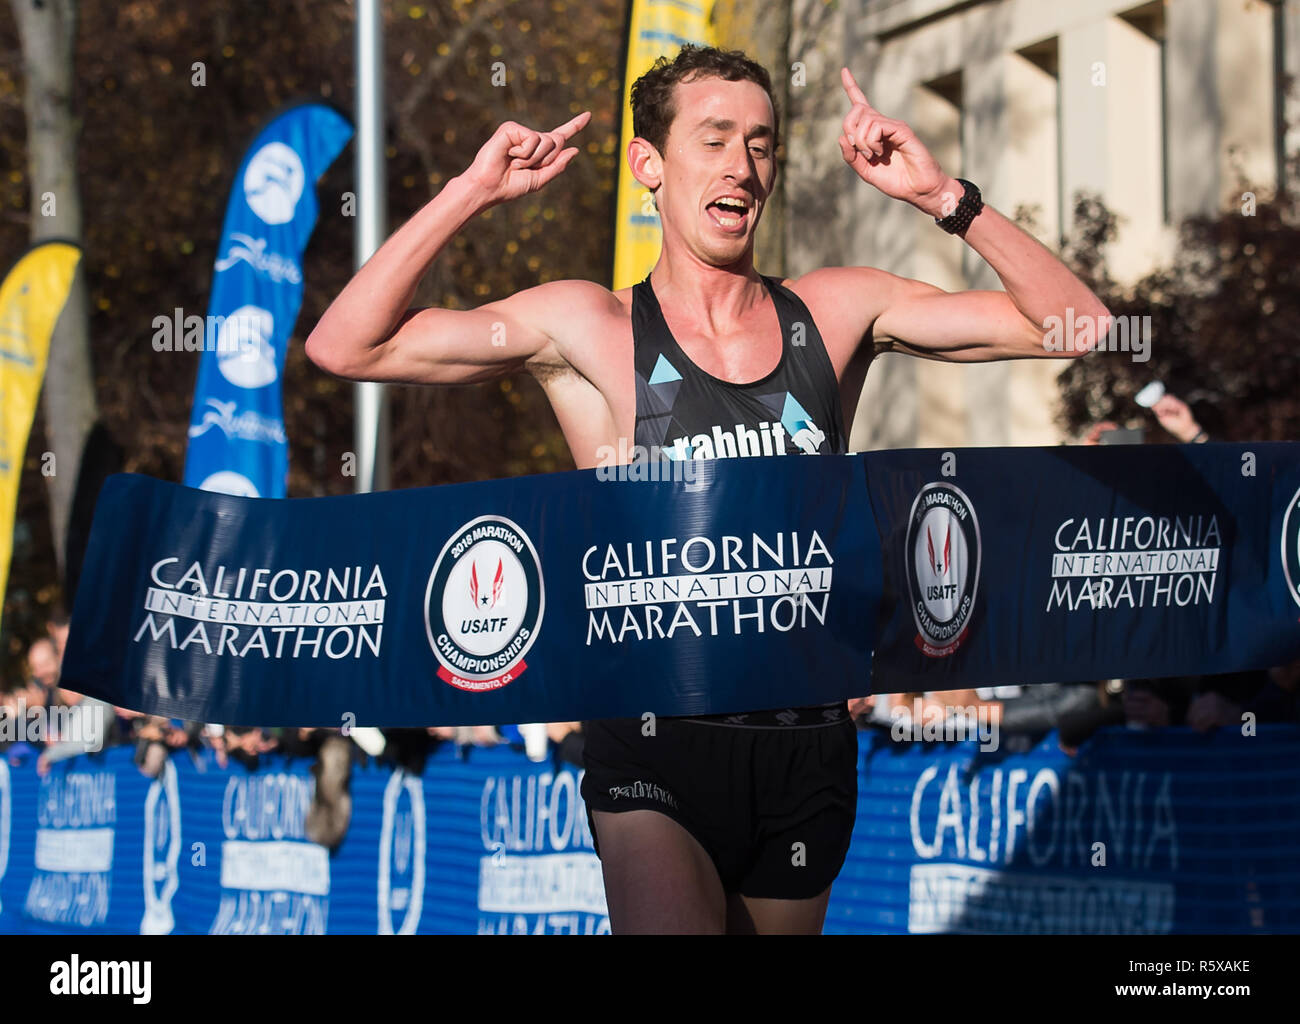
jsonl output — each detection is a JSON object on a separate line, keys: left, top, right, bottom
{"left": 856, "top": 663, "right": 1300, "bottom": 756}
{"left": 0, "top": 613, "right": 583, "bottom": 849}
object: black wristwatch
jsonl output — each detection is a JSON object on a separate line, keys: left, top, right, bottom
{"left": 935, "top": 178, "right": 983, "bottom": 235}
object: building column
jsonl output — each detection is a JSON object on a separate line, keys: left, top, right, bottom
{"left": 1060, "top": 13, "right": 1165, "bottom": 284}
{"left": 1286, "top": 0, "right": 1300, "bottom": 198}
{"left": 1164, "top": 0, "right": 1220, "bottom": 220}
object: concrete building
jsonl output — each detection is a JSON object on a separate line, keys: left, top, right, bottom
{"left": 727, "top": 0, "right": 1298, "bottom": 450}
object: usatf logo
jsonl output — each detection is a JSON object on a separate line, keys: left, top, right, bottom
{"left": 1283, "top": 487, "right": 1300, "bottom": 611}
{"left": 905, "top": 483, "right": 981, "bottom": 658}
{"left": 425, "top": 516, "right": 544, "bottom": 692}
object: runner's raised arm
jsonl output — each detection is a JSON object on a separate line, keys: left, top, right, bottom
{"left": 305, "top": 112, "right": 592, "bottom": 385}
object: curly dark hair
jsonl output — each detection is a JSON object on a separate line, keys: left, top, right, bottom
{"left": 630, "top": 44, "right": 779, "bottom": 156}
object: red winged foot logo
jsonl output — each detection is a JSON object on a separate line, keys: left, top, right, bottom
{"left": 425, "top": 516, "right": 544, "bottom": 692}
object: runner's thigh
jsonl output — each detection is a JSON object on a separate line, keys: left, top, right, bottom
{"left": 592, "top": 808, "right": 727, "bottom": 934}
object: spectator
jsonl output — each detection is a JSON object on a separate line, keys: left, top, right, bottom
{"left": 858, "top": 690, "right": 922, "bottom": 732}
{"left": 380, "top": 727, "right": 437, "bottom": 776}
{"left": 37, "top": 687, "right": 116, "bottom": 776}
{"left": 1116, "top": 669, "right": 1295, "bottom": 732}
{"left": 306, "top": 731, "right": 354, "bottom": 851}
{"left": 875, "top": 684, "right": 1121, "bottom": 754}
{"left": 27, "top": 638, "right": 60, "bottom": 698}
{"left": 428, "top": 724, "right": 504, "bottom": 758}
{"left": 1185, "top": 664, "right": 1300, "bottom": 731}
{"left": 45, "top": 611, "right": 70, "bottom": 661}
{"left": 548, "top": 721, "right": 583, "bottom": 769}
{"left": 1, "top": 685, "right": 42, "bottom": 765}
{"left": 974, "top": 682, "right": 1122, "bottom": 753}
{"left": 462, "top": 725, "right": 502, "bottom": 746}
{"left": 847, "top": 695, "right": 874, "bottom": 723}
{"left": 128, "top": 714, "right": 199, "bottom": 777}
{"left": 1151, "top": 393, "right": 1210, "bottom": 444}
{"left": 1121, "top": 676, "right": 1192, "bottom": 729}
{"left": 276, "top": 727, "right": 360, "bottom": 851}
{"left": 216, "top": 726, "right": 278, "bottom": 770}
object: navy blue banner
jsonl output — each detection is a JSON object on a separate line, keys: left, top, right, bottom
{"left": 868, "top": 443, "right": 1300, "bottom": 691}
{"left": 64, "top": 455, "right": 878, "bottom": 726}
{"left": 183, "top": 103, "right": 352, "bottom": 499}
{"left": 60, "top": 444, "right": 1300, "bottom": 725}
{"left": 2, "top": 727, "right": 1296, "bottom": 934}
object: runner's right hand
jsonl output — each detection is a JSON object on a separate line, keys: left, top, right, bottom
{"left": 463, "top": 112, "right": 591, "bottom": 206}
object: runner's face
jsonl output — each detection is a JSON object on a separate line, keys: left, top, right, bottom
{"left": 656, "top": 76, "right": 776, "bottom": 266}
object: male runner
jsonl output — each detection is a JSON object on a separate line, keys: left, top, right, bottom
{"left": 306, "top": 46, "right": 1108, "bottom": 934}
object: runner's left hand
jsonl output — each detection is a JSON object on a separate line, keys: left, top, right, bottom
{"left": 838, "top": 68, "right": 960, "bottom": 218}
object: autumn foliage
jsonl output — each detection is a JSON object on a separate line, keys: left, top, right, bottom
{"left": 0, "top": 0, "right": 625, "bottom": 668}
{"left": 1056, "top": 186, "right": 1300, "bottom": 443}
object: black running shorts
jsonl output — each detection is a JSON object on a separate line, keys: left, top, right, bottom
{"left": 580, "top": 709, "right": 859, "bottom": 900}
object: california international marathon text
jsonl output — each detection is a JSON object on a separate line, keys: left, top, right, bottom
{"left": 134, "top": 558, "right": 386, "bottom": 661}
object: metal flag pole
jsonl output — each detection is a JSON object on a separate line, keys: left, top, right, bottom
{"left": 353, "top": 0, "right": 390, "bottom": 494}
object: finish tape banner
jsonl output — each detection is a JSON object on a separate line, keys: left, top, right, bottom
{"left": 2, "top": 727, "right": 1296, "bottom": 934}
{"left": 64, "top": 454, "right": 878, "bottom": 725}
{"left": 867, "top": 442, "right": 1300, "bottom": 691}
{"left": 61, "top": 444, "right": 1300, "bottom": 725}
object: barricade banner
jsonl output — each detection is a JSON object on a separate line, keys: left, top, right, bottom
{"left": 830, "top": 727, "right": 1300, "bottom": 934}
{"left": 2, "top": 728, "right": 1296, "bottom": 934}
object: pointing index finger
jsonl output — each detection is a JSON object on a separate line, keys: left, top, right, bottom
{"left": 841, "top": 67, "right": 872, "bottom": 109}
{"left": 554, "top": 110, "right": 592, "bottom": 142}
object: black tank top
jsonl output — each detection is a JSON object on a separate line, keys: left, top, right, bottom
{"left": 630, "top": 274, "right": 849, "bottom": 728}
{"left": 632, "top": 275, "right": 847, "bottom": 459}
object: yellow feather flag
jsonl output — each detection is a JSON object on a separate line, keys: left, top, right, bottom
{"left": 0, "top": 240, "right": 82, "bottom": 624}
{"left": 611, "top": 0, "right": 716, "bottom": 291}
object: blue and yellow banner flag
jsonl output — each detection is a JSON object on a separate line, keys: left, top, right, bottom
{"left": 612, "top": 0, "right": 716, "bottom": 290}
{"left": 0, "top": 240, "right": 81, "bottom": 623}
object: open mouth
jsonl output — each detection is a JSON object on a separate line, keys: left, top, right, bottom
{"left": 706, "top": 198, "right": 751, "bottom": 232}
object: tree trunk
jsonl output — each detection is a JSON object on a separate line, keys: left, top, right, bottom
{"left": 12, "top": 0, "right": 98, "bottom": 574}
